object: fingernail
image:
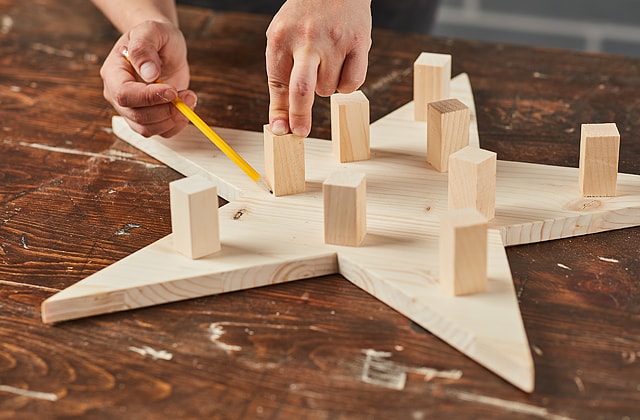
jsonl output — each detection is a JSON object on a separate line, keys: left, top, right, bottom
{"left": 159, "top": 89, "right": 176, "bottom": 102}
{"left": 183, "top": 91, "right": 198, "bottom": 109}
{"left": 271, "top": 120, "right": 288, "bottom": 136}
{"left": 140, "top": 62, "right": 159, "bottom": 82}
{"left": 292, "top": 126, "right": 308, "bottom": 137}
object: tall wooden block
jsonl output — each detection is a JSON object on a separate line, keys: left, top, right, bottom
{"left": 170, "top": 175, "right": 220, "bottom": 259}
{"left": 439, "top": 208, "right": 487, "bottom": 296}
{"left": 427, "top": 98, "right": 470, "bottom": 172}
{"left": 263, "top": 124, "right": 306, "bottom": 197}
{"left": 414, "top": 52, "right": 451, "bottom": 121}
{"left": 323, "top": 171, "right": 367, "bottom": 246}
{"left": 331, "top": 90, "right": 371, "bottom": 163}
{"left": 448, "top": 146, "right": 497, "bottom": 220}
{"left": 579, "top": 123, "right": 620, "bottom": 197}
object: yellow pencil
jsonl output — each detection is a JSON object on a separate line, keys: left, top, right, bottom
{"left": 122, "top": 50, "right": 270, "bottom": 193}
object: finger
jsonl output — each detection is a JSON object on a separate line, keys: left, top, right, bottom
{"left": 287, "top": 50, "right": 320, "bottom": 137}
{"left": 125, "top": 24, "right": 168, "bottom": 83}
{"left": 266, "top": 44, "right": 293, "bottom": 136}
{"left": 315, "top": 54, "right": 343, "bottom": 97}
{"left": 337, "top": 46, "right": 369, "bottom": 94}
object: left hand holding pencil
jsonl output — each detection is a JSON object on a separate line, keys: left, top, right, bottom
{"left": 99, "top": 20, "right": 197, "bottom": 138}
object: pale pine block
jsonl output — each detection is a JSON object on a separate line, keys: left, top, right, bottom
{"left": 579, "top": 123, "right": 620, "bottom": 197}
{"left": 170, "top": 175, "right": 220, "bottom": 259}
{"left": 331, "top": 90, "right": 371, "bottom": 163}
{"left": 439, "top": 208, "right": 488, "bottom": 296}
{"left": 323, "top": 171, "right": 367, "bottom": 246}
{"left": 263, "top": 124, "right": 306, "bottom": 197}
{"left": 448, "top": 146, "right": 497, "bottom": 220}
{"left": 414, "top": 52, "right": 451, "bottom": 121}
{"left": 427, "top": 99, "right": 470, "bottom": 172}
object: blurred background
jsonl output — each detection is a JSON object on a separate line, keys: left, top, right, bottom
{"left": 432, "top": 0, "right": 640, "bottom": 57}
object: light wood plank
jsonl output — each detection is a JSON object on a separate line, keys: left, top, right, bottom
{"left": 323, "top": 171, "right": 367, "bottom": 246}
{"left": 42, "top": 72, "right": 640, "bottom": 393}
{"left": 331, "top": 90, "right": 371, "bottom": 163}
{"left": 448, "top": 146, "right": 497, "bottom": 220}
{"left": 427, "top": 98, "right": 470, "bottom": 172}
{"left": 579, "top": 123, "right": 620, "bottom": 197}
{"left": 170, "top": 175, "right": 220, "bottom": 259}
{"left": 439, "top": 208, "right": 488, "bottom": 295}
{"left": 413, "top": 52, "right": 451, "bottom": 121}
{"left": 263, "top": 124, "right": 306, "bottom": 196}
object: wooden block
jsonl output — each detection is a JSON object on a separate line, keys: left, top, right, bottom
{"left": 448, "top": 146, "right": 497, "bottom": 220}
{"left": 331, "top": 90, "right": 371, "bottom": 162}
{"left": 170, "top": 175, "right": 220, "bottom": 259}
{"left": 579, "top": 123, "right": 620, "bottom": 197}
{"left": 439, "top": 208, "right": 487, "bottom": 296}
{"left": 427, "top": 98, "right": 470, "bottom": 172}
{"left": 414, "top": 52, "right": 451, "bottom": 121}
{"left": 263, "top": 124, "right": 306, "bottom": 196}
{"left": 323, "top": 171, "right": 367, "bottom": 246}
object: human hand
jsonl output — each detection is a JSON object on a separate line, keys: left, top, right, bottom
{"left": 99, "top": 20, "right": 196, "bottom": 138}
{"left": 266, "top": 0, "right": 372, "bottom": 137}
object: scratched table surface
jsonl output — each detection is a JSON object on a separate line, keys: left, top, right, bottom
{"left": 1, "top": 0, "right": 639, "bottom": 418}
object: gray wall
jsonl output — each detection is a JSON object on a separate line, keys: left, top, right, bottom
{"left": 433, "top": 0, "right": 640, "bottom": 57}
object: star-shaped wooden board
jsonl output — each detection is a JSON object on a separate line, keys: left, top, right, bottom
{"left": 41, "top": 74, "right": 640, "bottom": 392}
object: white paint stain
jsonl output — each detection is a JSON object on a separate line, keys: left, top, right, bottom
{"left": 597, "top": 256, "right": 619, "bottom": 263}
{"left": 15, "top": 141, "right": 163, "bottom": 169}
{"left": 449, "top": 389, "right": 574, "bottom": 420}
{"left": 557, "top": 263, "right": 572, "bottom": 270}
{"left": 208, "top": 323, "right": 242, "bottom": 353}
{"left": 1, "top": 15, "right": 13, "bottom": 34}
{"left": 0, "top": 385, "right": 59, "bottom": 402}
{"left": 128, "top": 346, "right": 173, "bottom": 361}
{"left": 31, "top": 42, "right": 74, "bottom": 58}
{"left": 360, "top": 349, "right": 462, "bottom": 391}
{"left": 114, "top": 223, "right": 141, "bottom": 236}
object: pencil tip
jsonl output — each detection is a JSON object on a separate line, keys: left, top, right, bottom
{"left": 256, "top": 177, "right": 273, "bottom": 194}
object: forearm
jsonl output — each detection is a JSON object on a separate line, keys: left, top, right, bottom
{"left": 91, "top": 0, "right": 178, "bottom": 33}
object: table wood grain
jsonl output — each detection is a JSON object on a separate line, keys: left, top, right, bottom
{"left": 1, "top": 1, "right": 638, "bottom": 418}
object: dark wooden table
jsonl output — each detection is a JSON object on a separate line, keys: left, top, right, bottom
{"left": 1, "top": 1, "right": 639, "bottom": 418}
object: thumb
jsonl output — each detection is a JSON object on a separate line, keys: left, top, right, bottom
{"left": 123, "top": 44, "right": 161, "bottom": 83}
{"left": 123, "top": 23, "right": 168, "bottom": 83}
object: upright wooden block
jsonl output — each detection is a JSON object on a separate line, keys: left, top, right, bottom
{"left": 579, "top": 123, "right": 620, "bottom": 197}
{"left": 448, "top": 146, "right": 497, "bottom": 220}
{"left": 414, "top": 52, "right": 452, "bottom": 121}
{"left": 331, "top": 90, "right": 371, "bottom": 163}
{"left": 439, "top": 208, "right": 487, "bottom": 296}
{"left": 170, "top": 175, "right": 220, "bottom": 259}
{"left": 427, "top": 98, "right": 470, "bottom": 172}
{"left": 323, "top": 171, "right": 367, "bottom": 246}
{"left": 263, "top": 124, "right": 306, "bottom": 197}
